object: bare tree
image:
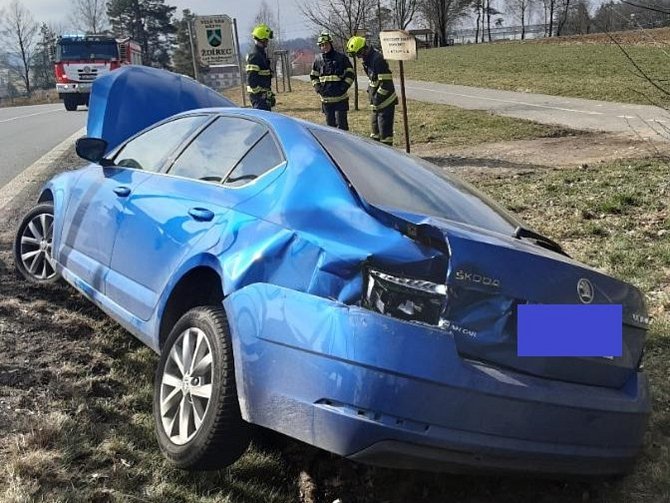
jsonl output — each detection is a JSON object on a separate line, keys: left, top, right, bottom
{"left": 555, "top": 0, "right": 572, "bottom": 35}
{"left": 393, "top": 0, "right": 418, "bottom": 28}
{"left": 0, "top": 0, "right": 38, "bottom": 95}
{"left": 299, "top": 0, "right": 369, "bottom": 47}
{"left": 69, "top": 0, "right": 108, "bottom": 34}
{"left": 508, "top": 0, "right": 534, "bottom": 39}
{"left": 419, "top": 0, "right": 471, "bottom": 47}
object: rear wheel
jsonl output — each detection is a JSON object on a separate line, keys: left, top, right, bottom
{"left": 63, "top": 95, "right": 77, "bottom": 111}
{"left": 153, "top": 306, "right": 250, "bottom": 470}
{"left": 13, "top": 203, "right": 60, "bottom": 284}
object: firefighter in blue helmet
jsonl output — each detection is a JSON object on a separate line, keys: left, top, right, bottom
{"left": 347, "top": 36, "right": 397, "bottom": 145}
{"left": 310, "top": 32, "right": 355, "bottom": 130}
{"left": 246, "top": 23, "right": 275, "bottom": 110}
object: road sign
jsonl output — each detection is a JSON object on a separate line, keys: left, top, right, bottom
{"left": 379, "top": 30, "right": 417, "bottom": 61}
{"left": 194, "top": 15, "right": 236, "bottom": 65}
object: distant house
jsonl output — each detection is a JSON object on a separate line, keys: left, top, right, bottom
{"left": 202, "top": 65, "right": 241, "bottom": 91}
{"left": 409, "top": 29, "right": 435, "bottom": 48}
{"left": 291, "top": 49, "right": 316, "bottom": 76}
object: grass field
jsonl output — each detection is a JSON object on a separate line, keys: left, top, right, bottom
{"left": 401, "top": 28, "right": 670, "bottom": 107}
{"left": 226, "top": 80, "right": 576, "bottom": 147}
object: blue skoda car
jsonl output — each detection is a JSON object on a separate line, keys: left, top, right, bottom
{"left": 14, "top": 106, "right": 650, "bottom": 476}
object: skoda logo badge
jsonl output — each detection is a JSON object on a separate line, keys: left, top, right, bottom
{"left": 83, "top": 66, "right": 91, "bottom": 73}
{"left": 577, "top": 278, "right": 594, "bottom": 304}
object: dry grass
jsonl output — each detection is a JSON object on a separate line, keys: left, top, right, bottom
{"left": 226, "top": 80, "right": 577, "bottom": 148}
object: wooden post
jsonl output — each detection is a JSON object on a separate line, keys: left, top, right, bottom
{"left": 285, "top": 52, "right": 292, "bottom": 92}
{"left": 399, "top": 60, "right": 410, "bottom": 154}
{"left": 187, "top": 20, "right": 200, "bottom": 83}
{"left": 232, "top": 18, "right": 247, "bottom": 107}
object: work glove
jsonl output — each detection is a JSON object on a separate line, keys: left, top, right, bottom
{"left": 267, "top": 91, "right": 276, "bottom": 107}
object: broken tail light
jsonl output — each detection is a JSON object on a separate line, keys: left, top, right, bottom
{"left": 364, "top": 269, "right": 447, "bottom": 326}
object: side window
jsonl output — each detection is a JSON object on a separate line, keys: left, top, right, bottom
{"left": 224, "top": 133, "right": 284, "bottom": 187}
{"left": 168, "top": 117, "right": 268, "bottom": 182}
{"left": 114, "top": 115, "right": 208, "bottom": 172}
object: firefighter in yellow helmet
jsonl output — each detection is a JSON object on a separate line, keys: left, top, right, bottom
{"left": 246, "top": 23, "right": 275, "bottom": 110}
{"left": 309, "top": 32, "right": 355, "bottom": 130}
{"left": 347, "top": 36, "right": 397, "bottom": 145}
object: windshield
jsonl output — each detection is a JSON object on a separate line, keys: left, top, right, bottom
{"left": 57, "top": 40, "right": 118, "bottom": 61}
{"left": 311, "top": 128, "right": 520, "bottom": 236}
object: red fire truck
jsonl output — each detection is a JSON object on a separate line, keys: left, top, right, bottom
{"left": 54, "top": 34, "right": 142, "bottom": 111}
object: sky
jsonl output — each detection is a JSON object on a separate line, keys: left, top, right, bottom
{"left": 0, "top": 0, "right": 314, "bottom": 39}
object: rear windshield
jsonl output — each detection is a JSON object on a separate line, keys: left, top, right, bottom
{"left": 311, "top": 128, "right": 520, "bottom": 235}
{"left": 57, "top": 41, "right": 118, "bottom": 61}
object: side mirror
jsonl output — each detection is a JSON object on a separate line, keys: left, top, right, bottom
{"left": 76, "top": 137, "right": 108, "bottom": 164}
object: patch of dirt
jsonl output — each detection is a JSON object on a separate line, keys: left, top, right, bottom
{"left": 413, "top": 132, "right": 670, "bottom": 174}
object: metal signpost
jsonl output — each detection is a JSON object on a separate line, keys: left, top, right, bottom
{"left": 379, "top": 30, "right": 417, "bottom": 153}
{"left": 193, "top": 15, "right": 246, "bottom": 106}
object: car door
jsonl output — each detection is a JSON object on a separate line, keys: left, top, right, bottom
{"left": 58, "top": 115, "right": 209, "bottom": 293}
{"left": 107, "top": 115, "right": 285, "bottom": 321}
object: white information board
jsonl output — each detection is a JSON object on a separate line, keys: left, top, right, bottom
{"left": 379, "top": 31, "right": 417, "bottom": 61}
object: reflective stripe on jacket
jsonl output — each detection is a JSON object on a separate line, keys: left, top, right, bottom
{"left": 362, "top": 47, "right": 398, "bottom": 111}
{"left": 246, "top": 44, "right": 272, "bottom": 95}
{"left": 310, "top": 49, "right": 354, "bottom": 104}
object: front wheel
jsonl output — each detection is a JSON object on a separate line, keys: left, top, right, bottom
{"left": 153, "top": 306, "right": 250, "bottom": 470}
{"left": 63, "top": 95, "right": 77, "bottom": 111}
{"left": 13, "top": 202, "right": 60, "bottom": 284}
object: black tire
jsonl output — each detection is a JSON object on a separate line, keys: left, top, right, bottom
{"left": 153, "top": 306, "right": 250, "bottom": 470}
{"left": 13, "top": 202, "right": 60, "bottom": 285}
{"left": 63, "top": 95, "right": 77, "bottom": 111}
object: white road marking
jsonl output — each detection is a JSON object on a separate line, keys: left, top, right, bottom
{"left": 406, "top": 85, "right": 606, "bottom": 116}
{"left": 617, "top": 115, "right": 636, "bottom": 119}
{"left": 0, "top": 128, "right": 85, "bottom": 212}
{"left": 0, "top": 108, "right": 63, "bottom": 123}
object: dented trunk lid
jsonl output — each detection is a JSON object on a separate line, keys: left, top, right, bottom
{"left": 379, "top": 210, "right": 648, "bottom": 389}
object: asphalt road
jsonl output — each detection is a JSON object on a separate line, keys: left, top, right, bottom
{"left": 296, "top": 75, "right": 670, "bottom": 139}
{"left": 0, "top": 103, "right": 87, "bottom": 189}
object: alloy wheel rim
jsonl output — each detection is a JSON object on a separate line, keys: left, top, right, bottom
{"left": 20, "top": 212, "right": 57, "bottom": 281}
{"left": 160, "top": 327, "right": 214, "bottom": 445}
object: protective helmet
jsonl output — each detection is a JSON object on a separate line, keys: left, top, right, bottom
{"left": 317, "top": 32, "right": 332, "bottom": 45}
{"left": 346, "top": 36, "right": 366, "bottom": 56}
{"left": 252, "top": 23, "right": 273, "bottom": 41}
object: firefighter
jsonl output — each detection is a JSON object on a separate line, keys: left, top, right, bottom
{"left": 310, "top": 32, "right": 355, "bottom": 130}
{"left": 346, "top": 36, "right": 397, "bottom": 145}
{"left": 246, "top": 23, "right": 275, "bottom": 110}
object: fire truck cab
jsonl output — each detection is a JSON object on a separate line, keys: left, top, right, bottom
{"left": 54, "top": 34, "right": 142, "bottom": 111}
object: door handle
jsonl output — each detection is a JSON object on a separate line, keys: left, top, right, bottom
{"left": 113, "top": 186, "right": 131, "bottom": 197}
{"left": 188, "top": 207, "right": 214, "bottom": 222}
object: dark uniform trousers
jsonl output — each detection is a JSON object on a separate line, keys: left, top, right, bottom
{"left": 324, "top": 103, "right": 349, "bottom": 131}
{"left": 370, "top": 105, "right": 394, "bottom": 145}
{"left": 250, "top": 94, "right": 272, "bottom": 111}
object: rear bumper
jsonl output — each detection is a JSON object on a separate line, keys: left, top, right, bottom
{"left": 225, "top": 284, "right": 650, "bottom": 475}
{"left": 57, "top": 83, "right": 92, "bottom": 94}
